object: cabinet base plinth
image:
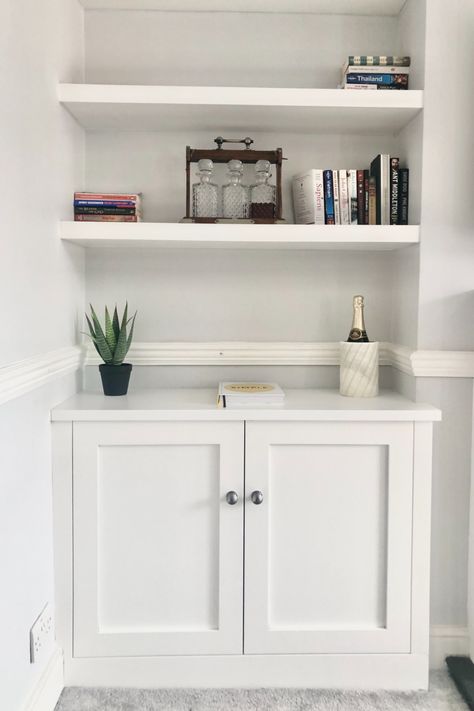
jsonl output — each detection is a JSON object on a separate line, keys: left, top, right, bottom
{"left": 65, "top": 653, "right": 429, "bottom": 690}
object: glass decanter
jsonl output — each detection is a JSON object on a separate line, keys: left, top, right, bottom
{"left": 222, "top": 160, "right": 249, "bottom": 219}
{"left": 192, "top": 159, "right": 219, "bottom": 218}
{"left": 250, "top": 160, "right": 276, "bottom": 219}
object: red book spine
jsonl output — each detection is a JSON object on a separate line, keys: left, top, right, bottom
{"left": 364, "top": 169, "right": 369, "bottom": 225}
{"left": 74, "top": 193, "right": 141, "bottom": 201}
{"left": 74, "top": 214, "right": 139, "bottom": 222}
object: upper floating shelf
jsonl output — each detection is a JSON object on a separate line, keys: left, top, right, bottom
{"left": 59, "top": 84, "right": 423, "bottom": 134}
{"left": 60, "top": 222, "right": 420, "bottom": 251}
{"left": 78, "top": 0, "right": 406, "bottom": 16}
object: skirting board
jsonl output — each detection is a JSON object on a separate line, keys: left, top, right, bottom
{"left": 19, "top": 628, "right": 465, "bottom": 699}
{"left": 22, "top": 646, "right": 63, "bottom": 711}
{"left": 430, "top": 626, "right": 469, "bottom": 670}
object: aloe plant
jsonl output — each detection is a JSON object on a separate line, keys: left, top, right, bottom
{"left": 85, "top": 303, "right": 136, "bottom": 366}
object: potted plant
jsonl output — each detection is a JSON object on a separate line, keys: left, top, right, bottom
{"left": 85, "top": 303, "right": 137, "bottom": 396}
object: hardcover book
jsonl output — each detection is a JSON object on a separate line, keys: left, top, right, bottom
{"left": 364, "top": 169, "right": 369, "bottom": 225}
{"left": 368, "top": 176, "right": 377, "bottom": 225}
{"left": 390, "top": 157, "right": 400, "bottom": 225}
{"left": 332, "top": 170, "right": 341, "bottom": 224}
{"left": 292, "top": 170, "right": 325, "bottom": 224}
{"left": 338, "top": 170, "right": 350, "bottom": 225}
{"left": 74, "top": 214, "right": 140, "bottom": 222}
{"left": 323, "top": 170, "right": 335, "bottom": 225}
{"left": 356, "top": 169, "right": 365, "bottom": 225}
{"left": 217, "top": 382, "right": 285, "bottom": 409}
{"left": 345, "top": 73, "right": 408, "bottom": 88}
{"left": 398, "top": 168, "right": 409, "bottom": 225}
{"left": 346, "top": 56, "right": 411, "bottom": 67}
{"left": 370, "top": 154, "right": 391, "bottom": 225}
{"left": 348, "top": 170, "right": 358, "bottom": 225}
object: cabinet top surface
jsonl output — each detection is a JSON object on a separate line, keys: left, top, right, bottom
{"left": 51, "top": 388, "right": 441, "bottom": 422}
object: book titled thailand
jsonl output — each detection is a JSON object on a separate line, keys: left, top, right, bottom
{"left": 217, "top": 382, "right": 285, "bottom": 409}
{"left": 345, "top": 73, "right": 408, "bottom": 88}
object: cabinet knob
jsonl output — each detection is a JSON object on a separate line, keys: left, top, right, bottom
{"left": 251, "top": 490, "right": 264, "bottom": 505}
{"left": 225, "top": 490, "right": 239, "bottom": 505}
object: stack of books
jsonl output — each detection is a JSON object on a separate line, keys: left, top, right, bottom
{"left": 74, "top": 193, "right": 142, "bottom": 222}
{"left": 341, "top": 56, "right": 410, "bottom": 90}
{"left": 217, "top": 382, "right": 285, "bottom": 409}
{"left": 292, "top": 157, "right": 409, "bottom": 226}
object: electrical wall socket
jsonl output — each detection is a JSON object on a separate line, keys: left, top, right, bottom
{"left": 30, "top": 602, "right": 54, "bottom": 664}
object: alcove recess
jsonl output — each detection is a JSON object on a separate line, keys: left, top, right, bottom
{"left": 62, "top": 0, "right": 425, "bottom": 358}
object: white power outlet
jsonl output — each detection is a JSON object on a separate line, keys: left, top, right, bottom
{"left": 30, "top": 602, "right": 54, "bottom": 664}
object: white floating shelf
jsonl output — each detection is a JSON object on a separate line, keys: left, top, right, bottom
{"left": 78, "top": 0, "right": 406, "bottom": 16}
{"left": 60, "top": 222, "right": 420, "bottom": 251}
{"left": 59, "top": 84, "right": 423, "bottom": 134}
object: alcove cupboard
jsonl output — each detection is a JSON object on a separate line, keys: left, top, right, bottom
{"left": 52, "top": 0, "right": 442, "bottom": 691}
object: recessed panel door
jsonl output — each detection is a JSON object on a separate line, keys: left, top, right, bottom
{"left": 73, "top": 421, "right": 244, "bottom": 657}
{"left": 244, "top": 421, "right": 413, "bottom": 655}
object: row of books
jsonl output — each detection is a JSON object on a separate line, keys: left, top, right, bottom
{"left": 292, "top": 155, "right": 409, "bottom": 226}
{"left": 74, "top": 192, "right": 142, "bottom": 222}
{"left": 341, "top": 55, "right": 410, "bottom": 90}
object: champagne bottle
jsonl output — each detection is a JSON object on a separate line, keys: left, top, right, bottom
{"left": 347, "top": 295, "right": 369, "bottom": 342}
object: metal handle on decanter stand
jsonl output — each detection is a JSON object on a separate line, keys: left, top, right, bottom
{"left": 214, "top": 136, "right": 254, "bottom": 150}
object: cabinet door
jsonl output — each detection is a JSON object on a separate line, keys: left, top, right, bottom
{"left": 73, "top": 421, "right": 243, "bottom": 657}
{"left": 244, "top": 421, "right": 413, "bottom": 655}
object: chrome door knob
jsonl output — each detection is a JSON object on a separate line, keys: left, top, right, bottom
{"left": 251, "top": 490, "right": 264, "bottom": 505}
{"left": 225, "top": 491, "right": 239, "bottom": 505}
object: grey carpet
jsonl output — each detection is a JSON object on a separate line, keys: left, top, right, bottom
{"left": 55, "top": 671, "right": 468, "bottom": 710}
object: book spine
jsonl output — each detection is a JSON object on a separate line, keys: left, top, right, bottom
{"left": 368, "top": 176, "right": 377, "bottom": 225}
{"left": 74, "top": 214, "right": 140, "bottom": 222}
{"left": 323, "top": 170, "right": 335, "bottom": 225}
{"left": 314, "top": 169, "right": 325, "bottom": 225}
{"left": 390, "top": 157, "right": 400, "bottom": 225}
{"left": 345, "top": 65, "right": 411, "bottom": 74}
{"left": 343, "top": 84, "right": 378, "bottom": 90}
{"left": 364, "top": 169, "right": 369, "bottom": 225}
{"left": 348, "top": 170, "right": 358, "bottom": 225}
{"left": 347, "top": 56, "right": 411, "bottom": 66}
{"left": 345, "top": 73, "right": 408, "bottom": 87}
{"left": 332, "top": 170, "right": 341, "bottom": 224}
{"left": 356, "top": 170, "right": 365, "bottom": 225}
{"left": 338, "top": 170, "right": 350, "bottom": 225}
{"left": 398, "top": 168, "right": 409, "bottom": 225}
{"left": 74, "top": 207, "right": 137, "bottom": 215}
{"left": 74, "top": 200, "right": 138, "bottom": 207}
{"left": 382, "top": 156, "right": 391, "bottom": 225}
{"left": 74, "top": 193, "right": 141, "bottom": 201}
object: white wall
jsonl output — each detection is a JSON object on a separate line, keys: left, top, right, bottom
{"left": 0, "top": 1, "right": 84, "bottom": 709}
{"left": 414, "top": 0, "right": 474, "bottom": 628}
{"left": 84, "top": 10, "right": 398, "bottom": 88}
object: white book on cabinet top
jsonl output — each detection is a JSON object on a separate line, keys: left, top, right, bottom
{"left": 51, "top": 388, "right": 441, "bottom": 422}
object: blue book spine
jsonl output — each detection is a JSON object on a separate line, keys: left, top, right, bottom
{"left": 74, "top": 200, "right": 137, "bottom": 207}
{"left": 323, "top": 170, "right": 335, "bottom": 225}
{"left": 346, "top": 73, "right": 408, "bottom": 86}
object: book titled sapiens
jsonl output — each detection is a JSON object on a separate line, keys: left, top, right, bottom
{"left": 217, "top": 382, "right": 285, "bottom": 408}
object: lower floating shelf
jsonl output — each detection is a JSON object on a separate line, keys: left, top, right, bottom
{"left": 59, "top": 221, "right": 420, "bottom": 251}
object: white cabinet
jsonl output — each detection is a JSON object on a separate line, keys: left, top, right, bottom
{"left": 244, "top": 421, "right": 413, "bottom": 655}
{"left": 52, "top": 388, "right": 440, "bottom": 689}
{"left": 73, "top": 421, "right": 244, "bottom": 657}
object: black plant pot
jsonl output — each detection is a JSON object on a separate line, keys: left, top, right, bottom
{"left": 99, "top": 363, "right": 132, "bottom": 396}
